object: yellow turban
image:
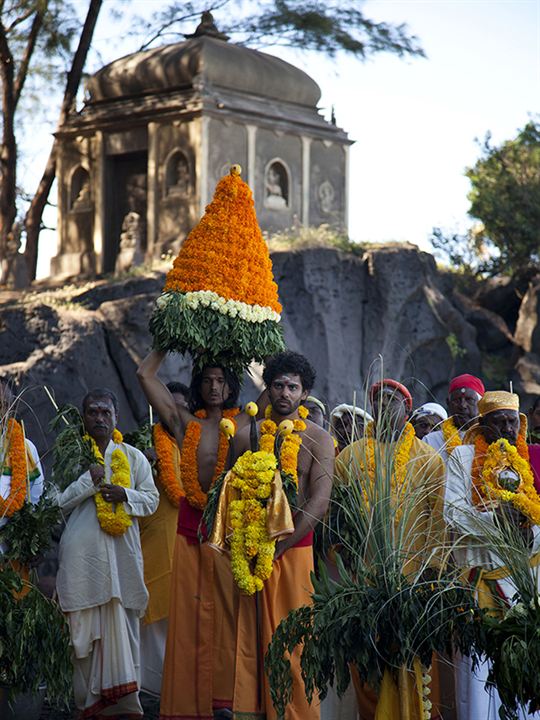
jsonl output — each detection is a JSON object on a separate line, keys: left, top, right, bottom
{"left": 478, "top": 391, "right": 520, "bottom": 416}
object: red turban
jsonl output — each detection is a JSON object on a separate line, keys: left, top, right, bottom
{"left": 448, "top": 374, "right": 485, "bottom": 397}
{"left": 369, "top": 379, "right": 413, "bottom": 412}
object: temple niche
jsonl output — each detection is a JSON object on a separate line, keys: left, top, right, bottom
{"left": 52, "top": 12, "right": 351, "bottom": 277}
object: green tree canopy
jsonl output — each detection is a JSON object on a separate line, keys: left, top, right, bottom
{"left": 466, "top": 119, "right": 540, "bottom": 275}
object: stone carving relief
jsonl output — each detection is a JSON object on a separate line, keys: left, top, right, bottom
{"left": 115, "top": 211, "right": 143, "bottom": 273}
{"left": 166, "top": 150, "right": 191, "bottom": 196}
{"left": 70, "top": 166, "right": 91, "bottom": 211}
{"left": 264, "top": 160, "right": 289, "bottom": 210}
{"left": 318, "top": 180, "right": 335, "bottom": 215}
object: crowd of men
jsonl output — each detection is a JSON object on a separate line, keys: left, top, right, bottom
{"left": 2, "top": 352, "right": 540, "bottom": 720}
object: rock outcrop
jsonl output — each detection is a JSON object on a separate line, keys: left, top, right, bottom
{"left": 1, "top": 245, "right": 538, "bottom": 469}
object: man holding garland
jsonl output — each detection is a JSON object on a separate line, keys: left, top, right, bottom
{"left": 220, "top": 350, "right": 335, "bottom": 720}
{"left": 444, "top": 390, "right": 540, "bottom": 720}
{"left": 335, "top": 378, "right": 447, "bottom": 719}
{"left": 139, "top": 381, "right": 190, "bottom": 696}
{"left": 424, "top": 374, "right": 485, "bottom": 463}
{"left": 56, "top": 388, "right": 159, "bottom": 719}
{"left": 0, "top": 378, "right": 44, "bottom": 537}
{"left": 138, "top": 350, "right": 260, "bottom": 719}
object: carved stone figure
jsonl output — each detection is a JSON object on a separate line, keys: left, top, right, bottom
{"left": 265, "top": 165, "right": 287, "bottom": 209}
{"left": 115, "top": 211, "right": 143, "bottom": 273}
{"left": 318, "top": 180, "right": 335, "bottom": 215}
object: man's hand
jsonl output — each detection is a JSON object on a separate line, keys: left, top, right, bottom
{"left": 495, "top": 503, "right": 534, "bottom": 548}
{"left": 274, "top": 538, "right": 292, "bottom": 561}
{"left": 90, "top": 464, "right": 105, "bottom": 486}
{"left": 100, "top": 484, "right": 128, "bottom": 503}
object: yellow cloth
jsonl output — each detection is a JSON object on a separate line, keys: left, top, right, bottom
{"left": 478, "top": 391, "right": 519, "bottom": 415}
{"left": 336, "top": 436, "right": 446, "bottom": 718}
{"left": 467, "top": 550, "right": 540, "bottom": 617}
{"left": 207, "top": 468, "right": 295, "bottom": 550}
{"left": 335, "top": 436, "right": 447, "bottom": 575}
{"left": 139, "top": 433, "right": 182, "bottom": 624}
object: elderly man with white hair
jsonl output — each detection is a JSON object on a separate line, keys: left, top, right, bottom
{"left": 330, "top": 403, "right": 373, "bottom": 453}
{"left": 412, "top": 402, "right": 448, "bottom": 440}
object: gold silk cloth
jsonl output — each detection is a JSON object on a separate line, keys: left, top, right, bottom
{"left": 208, "top": 468, "right": 295, "bottom": 550}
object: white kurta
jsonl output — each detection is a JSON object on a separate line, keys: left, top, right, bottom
{"left": 445, "top": 444, "right": 540, "bottom": 720}
{"left": 0, "top": 436, "right": 44, "bottom": 531}
{"left": 56, "top": 440, "right": 159, "bottom": 717}
{"left": 424, "top": 428, "right": 464, "bottom": 465}
{"left": 56, "top": 440, "right": 159, "bottom": 614}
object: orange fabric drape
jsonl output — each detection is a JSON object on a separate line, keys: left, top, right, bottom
{"left": 233, "top": 545, "right": 319, "bottom": 720}
{"left": 160, "top": 533, "right": 238, "bottom": 719}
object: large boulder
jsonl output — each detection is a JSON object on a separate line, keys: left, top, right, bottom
{"left": 0, "top": 245, "right": 484, "bottom": 468}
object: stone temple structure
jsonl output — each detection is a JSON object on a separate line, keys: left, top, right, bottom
{"left": 52, "top": 14, "right": 351, "bottom": 276}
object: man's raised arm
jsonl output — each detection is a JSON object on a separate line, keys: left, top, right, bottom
{"left": 137, "top": 350, "right": 192, "bottom": 443}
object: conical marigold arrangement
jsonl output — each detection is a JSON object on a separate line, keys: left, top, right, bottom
{"left": 150, "top": 165, "right": 284, "bottom": 374}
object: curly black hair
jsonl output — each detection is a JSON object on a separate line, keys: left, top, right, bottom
{"left": 189, "top": 366, "right": 241, "bottom": 413}
{"left": 263, "top": 351, "right": 316, "bottom": 392}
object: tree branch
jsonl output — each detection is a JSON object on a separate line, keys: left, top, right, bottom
{"left": 13, "top": 7, "right": 44, "bottom": 108}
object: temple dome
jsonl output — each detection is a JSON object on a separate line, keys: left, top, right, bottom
{"left": 86, "top": 35, "right": 321, "bottom": 107}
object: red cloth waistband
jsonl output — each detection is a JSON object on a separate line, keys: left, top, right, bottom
{"left": 177, "top": 497, "right": 207, "bottom": 543}
{"left": 292, "top": 530, "right": 314, "bottom": 548}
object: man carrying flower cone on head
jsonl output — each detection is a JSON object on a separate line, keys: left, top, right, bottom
{"left": 445, "top": 391, "right": 540, "bottom": 720}
{"left": 334, "top": 379, "right": 448, "bottom": 720}
{"left": 206, "top": 350, "right": 335, "bottom": 720}
{"left": 424, "top": 374, "right": 485, "bottom": 464}
{"left": 55, "top": 388, "right": 159, "bottom": 719}
{"left": 138, "top": 165, "right": 283, "bottom": 719}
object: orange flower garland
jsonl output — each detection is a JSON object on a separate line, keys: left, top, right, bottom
{"left": 153, "top": 423, "right": 183, "bottom": 507}
{"left": 163, "top": 168, "right": 281, "bottom": 314}
{"left": 0, "top": 419, "right": 27, "bottom": 518}
{"left": 181, "top": 408, "right": 240, "bottom": 510}
{"left": 441, "top": 417, "right": 463, "bottom": 455}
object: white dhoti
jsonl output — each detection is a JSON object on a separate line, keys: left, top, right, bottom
{"left": 456, "top": 653, "right": 538, "bottom": 720}
{"left": 320, "top": 683, "right": 358, "bottom": 720}
{"left": 140, "top": 618, "right": 168, "bottom": 696}
{"left": 68, "top": 598, "right": 143, "bottom": 718}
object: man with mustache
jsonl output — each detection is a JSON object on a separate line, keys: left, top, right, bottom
{"left": 56, "top": 388, "right": 159, "bottom": 719}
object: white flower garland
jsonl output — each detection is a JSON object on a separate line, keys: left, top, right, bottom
{"left": 155, "top": 289, "right": 281, "bottom": 324}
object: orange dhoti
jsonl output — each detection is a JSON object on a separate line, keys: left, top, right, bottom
{"left": 233, "top": 541, "right": 319, "bottom": 720}
{"left": 160, "top": 499, "right": 238, "bottom": 719}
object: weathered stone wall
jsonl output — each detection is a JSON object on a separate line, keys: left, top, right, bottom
{"left": 1, "top": 245, "right": 538, "bottom": 471}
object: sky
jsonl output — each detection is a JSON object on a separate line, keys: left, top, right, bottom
{"left": 26, "top": 0, "right": 540, "bottom": 277}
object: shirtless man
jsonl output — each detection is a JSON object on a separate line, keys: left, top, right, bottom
{"left": 231, "top": 350, "right": 335, "bottom": 720}
{"left": 137, "top": 350, "right": 258, "bottom": 720}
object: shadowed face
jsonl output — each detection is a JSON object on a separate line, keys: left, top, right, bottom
{"left": 372, "top": 387, "right": 408, "bottom": 432}
{"left": 528, "top": 401, "right": 540, "bottom": 437}
{"left": 334, "top": 411, "right": 366, "bottom": 451}
{"left": 200, "top": 368, "right": 230, "bottom": 409}
{"left": 171, "top": 391, "right": 189, "bottom": 411}
{"left": 448, "top": 387, "right": 479, "bottom": 427}
{"left": 83, "top": 397, "right": 116, "bottom": 444}
{"left": 304, "top": 401, "right": 325, "bottom": 428}
{"left": 412, "top": 413, "right": 439, "bottom": 440}
{"left": 481, "top": 409, "right": 520, "bottom": 444}
{"left": 268, "top": 373, "right": 308, "bottom": 417}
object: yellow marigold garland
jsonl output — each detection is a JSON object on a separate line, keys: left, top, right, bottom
{"left": 0, "top": 419, "right": 27, "bottom": 518}
{"left": 181, "top": 408, "right": 240, "bottom": 510}
{"left": 362, "top": 422, "right": 416, "bottom": 510}
{"left": 471, "top": 430, "right": 540, "bottom": 524}
{"left": 260, "top": 405, "right": 308, "bottom": 487}
{"left": 229, "top": 450, "right": 277, "bottom": 595}
{"left": 86, "top": 428, "right": 132, "bottom": 537}
{"left": 153, "top": 422, "right": 183, "bottom": 506}
{"left": 441, "top": 417, "right": 463, "bottom": 455}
